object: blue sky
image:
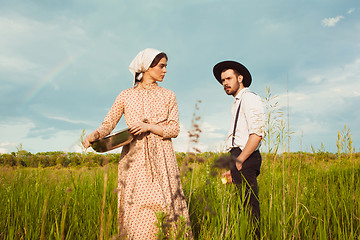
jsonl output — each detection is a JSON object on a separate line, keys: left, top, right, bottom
{"left": 0, "top": 0, "right": 359, "bottom": 154}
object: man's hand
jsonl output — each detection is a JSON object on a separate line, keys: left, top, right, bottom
{"left": 235, "top": 158, "right": 243, "bottom": 171}
{"left": 222, "top": 170, "right": 233, "bottom": 184}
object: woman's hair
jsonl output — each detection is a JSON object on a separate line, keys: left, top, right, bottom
{"left": 135, "top": 52, "right": 168, "bottom": 84}
{"left": 149, "top": 52, "right": 168, "bottom": 68}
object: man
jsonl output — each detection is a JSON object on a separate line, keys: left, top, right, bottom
{"left": 213, "top": 60, "right": 265, "bottom": 239}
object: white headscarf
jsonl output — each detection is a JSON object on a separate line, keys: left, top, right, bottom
{"left": 128, "top": 48, "right": 161, "bottom": 86}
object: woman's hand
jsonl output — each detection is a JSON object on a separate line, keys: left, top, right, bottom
{"left": 82, "top": 130, "right": 100, "bottom": 149}
{"left": 129, "top": 121, "right": 150, "bottom": 135}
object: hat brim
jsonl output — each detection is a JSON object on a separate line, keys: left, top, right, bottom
{"left": 213, "top": 61, "right": 252, "bottom": 87}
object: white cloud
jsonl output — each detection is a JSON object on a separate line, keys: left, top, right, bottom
{"left": 0, "top": 148, "right": 9, "bottom": 154}
{"left": 173, "top": 122, "right": 191, "bottom": 152}
{"left": 0, "top": 120, "right": 35, "bottom": 139}
{"left": 0, "top": 16, "right": 31, "bottom": 34}
{"left": 198, "top": 121, "right": 227, "bottom": 152}
{"left": 68, "top": 143, "right": 87, "bottom": 153}
{"left": 0, "top": 142, "right": 17, "bottom": 147}
{"left": 0, "top": 14, "right": 88, "bottom": 63}
{"left": 0, "top": 142, "right": 17, "bottom": 153}
{"left": 201, "top": 121, "right": 225, "bottom": 139}
{"left": 321, "top": 16, "right": 344, "bottom": 27}
{"left": 0, "top": 55, "right": 38, "bottom": 72}
{"left": 47, "top": 116, "right": 90, "bottom": 125}
{"left": 0, "top": 15, "right": 86, "bottom": 40}
{"left": 277, "top": 58, "right": 360, "bottom": 138}
{"left": 347, "top": 8, "right": 355, "bottom": 14}
{"left": 173, "top": 121, "right": 227, "bottom": 153}
{"left": 0, "top": 120, "right": 34, "bottom": 153}
{"left": 0, "top": 118, "right": 86, "bottom": 153}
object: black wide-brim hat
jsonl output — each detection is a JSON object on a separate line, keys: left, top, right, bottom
{"left": 213, "top": 60, "right": 252, "bottom": 87}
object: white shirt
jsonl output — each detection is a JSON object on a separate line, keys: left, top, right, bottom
{"left": 225, "top": 88, "right": 266, "bottom": 152}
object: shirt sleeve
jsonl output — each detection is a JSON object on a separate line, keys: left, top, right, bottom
{"left": 161, "top": 91, "right": 180, "bottom": 139}
{"left": 96, "top": 91, "right": 125, "bottom": 138}
{"left": 243, "top": 92, "right": 266, "bottom": 138}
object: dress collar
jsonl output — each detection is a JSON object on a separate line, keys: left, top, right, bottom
{"left": 136, "top": 82, "right": 158, "bottom": 90}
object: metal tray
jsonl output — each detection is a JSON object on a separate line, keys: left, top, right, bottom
{"left": 91, "top": 128, "right": 133, "bottom": 153}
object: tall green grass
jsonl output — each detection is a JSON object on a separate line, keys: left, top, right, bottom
{"left": 2, "top": 86, "right": 359, "bottom": 239}
{"left": 1, "top": 89, "right": 359, "bottom": 239}
{"left": 1, "top": 151, "right": 359, "bottom": 239}
{"left": 0, "top": 166, "right": 118, "bottom": 239}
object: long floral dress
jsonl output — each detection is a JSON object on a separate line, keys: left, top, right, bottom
{"left": 96, "top": 82, "right": 192, "bottom": 239}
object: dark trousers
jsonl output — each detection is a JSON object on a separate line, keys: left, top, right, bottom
{"left": 230, "top": 147, "right": 261, "bottom": 239}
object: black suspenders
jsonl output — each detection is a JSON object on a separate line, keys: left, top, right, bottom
{"left": 231, "top": 90, "right": 255, "bottom": 147}
{"left": 232, "top": 99, "right": 242, "bottom": 147}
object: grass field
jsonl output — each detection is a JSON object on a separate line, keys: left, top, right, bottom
{"left": 1, "top": 150, "right": 359, "bottom": 239}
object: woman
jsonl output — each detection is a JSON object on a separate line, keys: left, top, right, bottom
{"left": 82, "top": 48, "right": 192, "bottom": 239}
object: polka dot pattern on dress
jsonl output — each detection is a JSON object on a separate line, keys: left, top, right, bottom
{"left": 96, "top": 82, "right": 192, "bottom": 239}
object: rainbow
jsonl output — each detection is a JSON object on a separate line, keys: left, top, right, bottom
{"left": 22, "top": 49, "right": 86, "bottom": 108}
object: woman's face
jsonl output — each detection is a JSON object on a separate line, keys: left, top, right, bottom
{"left": 146, "top": 57, "right": 167, "bottom": 82}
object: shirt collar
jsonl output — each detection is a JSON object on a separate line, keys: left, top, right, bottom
{"left": 234, "top": 87, "right": 249, "bottom": 100}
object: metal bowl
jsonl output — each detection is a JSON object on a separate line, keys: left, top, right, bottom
{"left": 91, "top": 128, "right": 133, "bottom": 153}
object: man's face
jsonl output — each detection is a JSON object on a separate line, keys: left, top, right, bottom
{"left": 221, "top": 69, "right": 242, "bottom": 96}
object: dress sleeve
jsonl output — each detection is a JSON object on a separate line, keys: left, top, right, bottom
{"left": 96, "top": 92, "right": 125, "bottom": 138}
{"left": 243, "top": 92, "right": 266, "bottom": 138}
{"left": 162, "top": 91, "right": 180, "bottom": 139}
